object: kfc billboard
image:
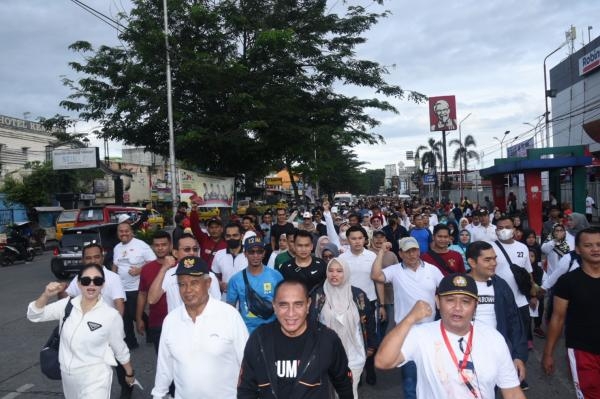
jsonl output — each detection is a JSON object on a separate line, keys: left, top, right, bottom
{"left": 429, "top": 95, "right": 457, "bottom": 132}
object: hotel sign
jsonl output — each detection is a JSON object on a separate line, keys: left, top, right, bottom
{"left": 579, "top": 46, "right": 600, "bottom": 76}
{"left": 0, "top": 115, "right": 64, "bottom": 134}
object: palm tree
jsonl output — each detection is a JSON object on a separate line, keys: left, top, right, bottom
{"left": 450, "top": 134, "right": 480, "bottom": 171}
{"left": 415, "top": 138, "right": 442, "bottom": 195}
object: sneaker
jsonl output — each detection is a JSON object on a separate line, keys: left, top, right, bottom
{"left": 527, "top": 340, "right": 534, "bottom": 350}
{"left": 534, "top": 327, "right": 546, "bottom": 338}
{"left": 520, "top": 380, "right": 530, "bottom": 391}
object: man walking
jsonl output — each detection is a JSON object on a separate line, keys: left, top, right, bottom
{"left": 151, "top": 256, "right": 248, "bottom": 399}
{"left": 421, "top": 224, "right": 466, "bottom": 276}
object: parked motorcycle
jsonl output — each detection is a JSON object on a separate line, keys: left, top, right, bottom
{"left": 0, "top": 222, "right": 35, "bottom": 266}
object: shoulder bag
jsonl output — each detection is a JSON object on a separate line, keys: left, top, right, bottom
{"left": 495, "top": 240, "right": 532, "bottom": 296}
{"left": 427, "top": 250, "right": 455, "bottom": 275}
{"left": 243, "top": 270, "right": 274, "bottom": 319}
{"left": 40, "top": 298, "right": 73, "bottom": 380}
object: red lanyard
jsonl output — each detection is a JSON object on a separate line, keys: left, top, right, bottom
{"left": 440, "top": 322, "right": 478, "bottom": 398}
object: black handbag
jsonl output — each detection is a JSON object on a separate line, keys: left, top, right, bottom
{"left": 495, "top": 241, "right": 533, "bottom": 296}
{"left": 40, "top": 299, "right": 73, "bottom": 380}
{"left": 243, "top": 270, "right": 274, "bottom": 319}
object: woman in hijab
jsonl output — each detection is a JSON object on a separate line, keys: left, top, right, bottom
{"left": 459, "top": 217, "right": 470, "bottom": 231}
{"left": 566, "top": 212, "right": 589, "bottom": 236}
{"left": 310, "top": 258, "right": 376, "bottom": 398}
{"left": 449, "top": 229, "right": 470, "bottom": 267}
{"left": 320, "top": 243, "right": 340, "bottom": 263}
{"left": 315, "top": 235, "right": 331, "bottom": 258}
{"left": 542, "top": 223, "right": 575, "bottom": 279}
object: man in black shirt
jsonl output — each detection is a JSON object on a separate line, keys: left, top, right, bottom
{"left": 382, "top": 213, "right": 409, "bottom": 254}
{"left": 277, "top": 230, "right": 326, "bottom": 293}
{"left": 271, "top": 208, "right": 295, "bottom": 250}
{"left": 238, "top": 280, "right": 353, "bottom": 399}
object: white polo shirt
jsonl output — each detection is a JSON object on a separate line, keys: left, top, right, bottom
{"left": 490, "top": 240, "right": 533, "bottom": 308}
{"left": 339, "top": 249, "right": 378, "bottom": 301}
{"left": 382, "top": 261, "right": 444, "bottom": 323}
{"left": 211, "top": 248, "right": 248, "bottom": 284}
{"left": 113, "top": 238, "right": 157, "bottom": 291}
{"left": 151, "top": 297, "right": 249, "bottom": 399}
{"left": 161, "top": 271, "right": 221, "bottom": 312}
{"left": 470, "top": 224, "right": 497, "bottom": 242}
{"left": 66, "top": 266, "right": 126, "bottom": 310}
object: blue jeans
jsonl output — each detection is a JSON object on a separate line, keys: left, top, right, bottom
{"left": 401, "top": 360, "right": 417, "bottom": 399}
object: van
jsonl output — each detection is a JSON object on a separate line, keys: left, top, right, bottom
{"left": 333, "top": 193, "right": 353, "bottom": 205}
{"left": 75, "top": 206, "right": 142, "bottom": 227}
{"left": 56, "top": 209, "right": 79, "bottom": 241}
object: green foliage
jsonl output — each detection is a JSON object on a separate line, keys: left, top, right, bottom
{"left": 0, "top": 162, "right": 102, "bottom": 210}
{"left": 53, "top": 0, "right": 424, "bottom": 188}
{"left": 450, "top": 134, "right": 480, "bottom": 170}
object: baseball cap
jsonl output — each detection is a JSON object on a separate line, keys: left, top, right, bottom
{"left": 174, "top": 256, "right": 210, "bottom": 277}
{"left": 302, "top": 211, "right": 313, "bottom": 219}
{"left": 244, "top": 236, "right": 265, "bottom": 251}
{"left": 399, "top": 237, "right": 419, "bottom": 251}
{"left": 117, "top": 214, "right": 131, "bottom": 224}
{"left": 477, "top": 209, "right": 489, "bottom": 216}
{"left": 437, "top": 273, "right": 478, "bottom": 300}
{"left": 206, "top": 217, "right": 222, "bottom": 226}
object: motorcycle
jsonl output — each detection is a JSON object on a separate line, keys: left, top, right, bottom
{"left": 0, "top": 222, "right": 35, "bottom": 266}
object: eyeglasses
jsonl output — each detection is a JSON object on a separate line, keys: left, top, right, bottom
{"left": 180, "top": 246, "right": 200, "bottom": 252}
{"left": 247, "top": 249, "right": 265, "bottom": 255}
{"left": 80, "top": 276, "right": 105, "bottom": 286}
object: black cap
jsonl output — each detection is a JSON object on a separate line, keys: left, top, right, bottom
{"left": 244, "top": 236, "right": 265, "bottom": 251}
{"left": 477, "top": 209, "right": 489, "bottom": 216}
{"left": 206, "top": 217, "right": 222, "bottom": 226}
{"left": 174, "top": 256, "right": 210, "bottom": 277}
{"left": 437, "top": 273, "right": 478, "bottom": 300}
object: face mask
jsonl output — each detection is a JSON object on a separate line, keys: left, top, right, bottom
{"left": 339, "top": 231, "right": 347, "bottom": 241}
{"left": 226, "top": 239, "right": 240, "bottom": 249}
{"left": 497, "top": 229, "right": 514, "bottom": 241}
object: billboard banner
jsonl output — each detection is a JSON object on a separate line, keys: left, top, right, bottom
{"left": 579, "top": 45, "right": 600, "bottom": 76}
{"left": 429, "top": 95, "right": 457, "bottom": 131}
{"left": 178, "top": 170, "right": 234, "bottom": 208}
{"left": 507, "top": 137, "right": 534, "bottom": 158}
{"left": 52, "top": 147, "right": 99, "bottom": 170}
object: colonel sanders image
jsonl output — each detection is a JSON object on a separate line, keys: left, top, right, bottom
{"left": 430, "top": 99, "right": 457, "bottom": 131}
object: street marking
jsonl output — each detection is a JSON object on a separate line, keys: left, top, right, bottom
{"left": 1, "top": 384, "right": 34, "bottom": 399}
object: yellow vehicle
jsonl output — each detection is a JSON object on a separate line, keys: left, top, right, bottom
{"left": 55, "top": 209, "right": 79, "bottom": 241}
{"left": 236, "top": 200, "right": 250, "bottom": 215}
{"left": 146, "top": 209, "right": 164, "bottom": 229}
{"left": 196, "top": 207, "right": 220, "bottom": 221}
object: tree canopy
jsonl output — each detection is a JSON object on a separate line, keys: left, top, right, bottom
{"left": 55, "top": 0, "right": 424, "bottom": 195}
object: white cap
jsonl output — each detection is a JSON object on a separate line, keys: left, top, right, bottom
{"left": 302, "top": 211, "right": 313, "bottom": 219}
{"left": 399, "top": 237, "right": 420, "bottom": 252}
{"left": 117, "top": 214, "right": 131, "bottom": 224}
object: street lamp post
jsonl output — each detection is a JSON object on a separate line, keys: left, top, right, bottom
{"left": 543, "top": 39, "right": 570, "bottom": 150}
{"left": 493, "top": 130, "right": 510, "bottom": 158}
{"left": 458, "top": 113, "right": 472, "bottom": 202}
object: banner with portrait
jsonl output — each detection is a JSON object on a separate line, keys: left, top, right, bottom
{"left": 429, "top": 95, "right": 457, "bottom": 132}
{"left": 178, "top": 170, "right": 234, "bottom": 207}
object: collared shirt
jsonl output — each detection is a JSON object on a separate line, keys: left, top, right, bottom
{"left": 470, "top": 224, "right": 497, "bottom": 243}
{"left": 151, "top": 297, "right": 249, "bottom": 399}
{"left": 162, "top": 271, "right": 221, "bottom": 312}
{"left": 212, "top": 247, "right": 248, "bottom": 284}
{"left": 339, "top": 249, "right": 378, "bottom": 301}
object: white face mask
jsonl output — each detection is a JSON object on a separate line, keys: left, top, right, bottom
{"left": 497, "top": 228, "right": 514, "bottom": 241}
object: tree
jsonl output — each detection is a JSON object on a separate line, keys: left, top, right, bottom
{"left": 415, "top": 138, "right": 442, "bottom": 173}
{"left": 1, "top": 162, "right": 102, "bottom": 210}
{"left": 54, "top": 0, "right": 425, "bottom": 196}
{"left": 450, "top": 134, "right": 480, "bottom": 171}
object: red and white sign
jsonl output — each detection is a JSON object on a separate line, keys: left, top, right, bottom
{"left": 579, "top": 46, "right": 600, "bottom": 76}
{"left": 429, "top": 95, "right": 457, "bottom": 131}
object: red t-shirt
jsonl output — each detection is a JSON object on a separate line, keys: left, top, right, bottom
{"left": 421, "top": 249, "right": 466, "bottom": 276}
{"left": 189, "top": 211, "right": 227, "bottom": 268}
{"left": 139, "top": 260, "right": 168, "bottom": 328}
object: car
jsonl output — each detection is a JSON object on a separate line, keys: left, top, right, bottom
{"left": 55, "top": 209, "right": 79, "bottom": 241}
{"left": 50, "top": 223, "right": 120, "bottom": 280}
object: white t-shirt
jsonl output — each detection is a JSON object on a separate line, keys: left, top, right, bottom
{"left": 161, "top": 271, "right": 221, "bottom": 312}
{"left": 339, "top": 249, "right": 378, "bottom": 301}
{"left": 470, "top": 224, "right": 497, "bottom": 242}
{"left": 401, "top": 320, "right": 520, "bottom": 399}
{"left": 382, "top": 261, "right": 444, "bottom": 323}
{"left": 65, "top": 266, "right": 125, "bottom": 310}
{"left": 212, "top": 249, "right": 248, "bottom": 284}
{"left": 541, "top": 234, "right": 575, "bottom": 276}
{"left": 542, "top": 252, "right": 580, "bottom": 290}
{"left": 490, "top": 240, "right": 533, "bottom": 308}
{"left": 474, "top": 281, "right": 496, "bottom": 329}
{"left": 113, "top": 238, "right": 157, "bottom": 291}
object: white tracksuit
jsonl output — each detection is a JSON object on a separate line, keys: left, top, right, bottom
{"left": 28, "top": 295, "right": 130, "bottom": 399}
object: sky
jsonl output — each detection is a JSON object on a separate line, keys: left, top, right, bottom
{"left": 1, "top": 0, "right": 598, "bottom": 171}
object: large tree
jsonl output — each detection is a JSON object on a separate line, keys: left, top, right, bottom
{"left": 56, "top": 0, "right": 424, "bottom": 196}
{"left": 450, "top": 134, "right": 480, "bottom": 171}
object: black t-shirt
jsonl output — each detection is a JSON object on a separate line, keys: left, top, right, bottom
{"left": 554, "top": 267, "right": 600, "bottom": 354}
{"left": 279, "top": 256, "right": 326, "bottom": 293}
{"left": 271, "top": 223, "right": 295, "bottom": 249}
{"left": 273, "top": 326, "right": 308, "bottom": 396}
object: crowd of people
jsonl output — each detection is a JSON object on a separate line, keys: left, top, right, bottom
{"left": 26, "top": 195, "right": 600, "bottom": 398}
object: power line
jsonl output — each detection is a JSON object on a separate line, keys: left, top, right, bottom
{"left": 69, "top": 0, "right": 126, "bottom": 33}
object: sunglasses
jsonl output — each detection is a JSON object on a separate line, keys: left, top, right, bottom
{"left": 247, "top": 249, "right": 265, "bottom": 255}
{"left": 80, "top": 276, "right": 105, "bottom": 286}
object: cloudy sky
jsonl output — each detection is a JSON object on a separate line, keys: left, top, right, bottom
{"left": 1, "top": 0, "right": 598, "bottom": 170}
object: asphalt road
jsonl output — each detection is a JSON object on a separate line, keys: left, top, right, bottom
{"left": 0, "top": 252, "right": 576, "bottom": 398}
